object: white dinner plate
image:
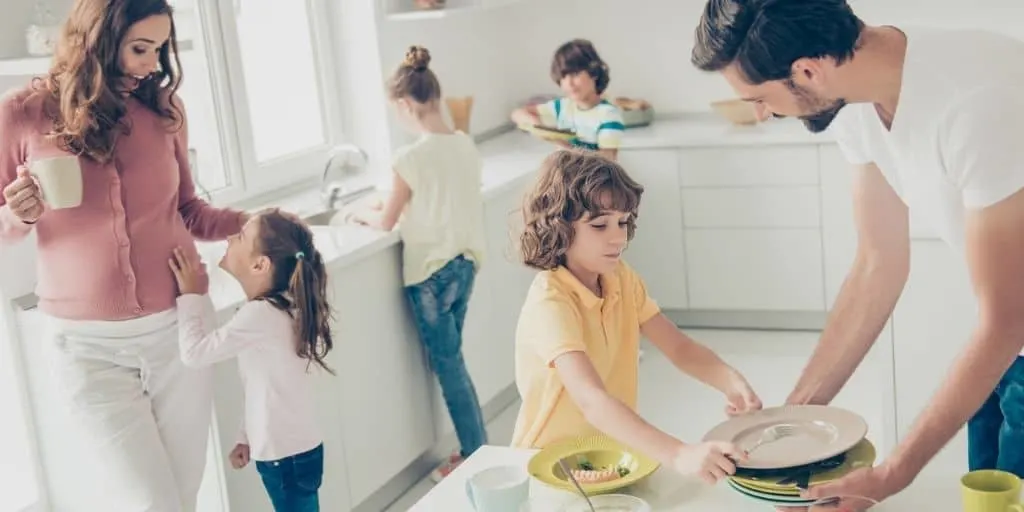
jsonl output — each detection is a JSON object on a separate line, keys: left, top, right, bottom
{"left": 702, "top": 405, "right": 867, "bottom": 469}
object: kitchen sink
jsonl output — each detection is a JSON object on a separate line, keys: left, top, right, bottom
{"left": 302, "top": 184, "right": 378, "bottom": 226}
{"left": 303, "top": 208, "right": 344, "bottom": 226}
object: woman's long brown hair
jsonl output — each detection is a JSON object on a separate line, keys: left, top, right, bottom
{"left": 38, "top": 0, "right": 183, "bottom": 163}
{"left": 255, "top": 209, "right": 335, "bottom": 374}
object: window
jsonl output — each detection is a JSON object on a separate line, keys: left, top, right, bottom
{"left": 169, "top": 0, "right": 340, "bottom": 203}
{"left": 0, "top": 324, "right": 41, "bottom": 512}
{"left": 235, "top": 1, "right": 326, "bottom": 163}
{"left": 171, "top": 0, "right": 231, "bottom": 194}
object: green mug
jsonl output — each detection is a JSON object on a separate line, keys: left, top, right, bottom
{"left": 962, "top": 470, "right": 1024, "bottom": 512}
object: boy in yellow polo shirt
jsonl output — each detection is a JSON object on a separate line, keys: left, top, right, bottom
{"left": 512, "top": 150, "right": 763, "bottom": 484}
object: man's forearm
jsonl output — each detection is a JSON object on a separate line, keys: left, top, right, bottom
{"left": 788, "top": 257, "right": 907, "bottom": 405}
{"left": 888, "top": 325, "right": 1022, "bottom": 482}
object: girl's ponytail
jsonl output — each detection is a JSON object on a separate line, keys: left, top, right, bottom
{"left": 254, "top": 209, "right": 336, "bottom": 375}
{"left": 289, "top": 249, "right": 334, "bottom": 374}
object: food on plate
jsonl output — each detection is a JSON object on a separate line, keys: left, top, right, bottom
{"left": 571, "top": 459, "right": 631, "bottom": 483}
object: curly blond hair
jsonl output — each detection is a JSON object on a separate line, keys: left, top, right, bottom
{"left": 520, "top": 150, "right": 643, "bottom": 271}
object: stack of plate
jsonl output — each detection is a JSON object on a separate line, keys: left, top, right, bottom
{"left": 702, "top": 405, "right": 876, "bottom": 507}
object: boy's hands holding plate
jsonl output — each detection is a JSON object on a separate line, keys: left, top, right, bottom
{"left": 520, "top": 123, "right": 577, "bottom": 143}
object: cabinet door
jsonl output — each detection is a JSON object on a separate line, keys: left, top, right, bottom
{"left": 893, "top": 240, "right": 973, "bottom": 479}
{"left": 618, "top": 149, "right": 688, "bottom": 310}
{"left": 685, "top": 229, "right": 825, "bottom": 311}
{"left": 332, "top": 247, "right": 436, "bottom": 505}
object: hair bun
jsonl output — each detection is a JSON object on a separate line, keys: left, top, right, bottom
{"left": 404, "top": 46, "right": 431, "bottom": 72}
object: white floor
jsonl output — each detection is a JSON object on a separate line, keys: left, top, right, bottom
{"left": 385, "top": 328, "right": 889, "bottom": 511}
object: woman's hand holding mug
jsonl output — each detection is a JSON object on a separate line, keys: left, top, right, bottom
{"left": 2, "top": 166, "right": 44, "bottom": 223}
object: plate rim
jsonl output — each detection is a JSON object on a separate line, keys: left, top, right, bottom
{"left": 702, "top": 404, "right": 868, "bottom": 469}
{"left": 518, "top": 124, "right": 577, "bottom": 141}
{"left": 526, "top": 435, "right": 660, "bottom": 494}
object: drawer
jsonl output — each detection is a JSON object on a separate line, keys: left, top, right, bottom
{"left": 686, "top": 229, "right": 825, "bottom": 311}
{"left": 679, "top": 146, "right": 819, "bottom": 187}
{"left": 682, "top": 186, "right": 821, "bottom": 228}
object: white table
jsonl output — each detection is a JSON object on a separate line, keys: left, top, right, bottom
{"left": 408, "top": 446, "right": 962, "bottom": 511}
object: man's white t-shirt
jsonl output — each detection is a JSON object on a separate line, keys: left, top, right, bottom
{"left": 828, "top": 27, "right": 1024, "bottom": 252}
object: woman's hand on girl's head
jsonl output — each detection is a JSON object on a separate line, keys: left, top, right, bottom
{"left": 168, "top": 246, "right": 209, "bottom": 296}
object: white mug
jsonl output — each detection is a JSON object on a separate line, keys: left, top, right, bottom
{"left": 30, "top": 156, "right": 83, "bottom": 210}
{"left": 465, "top": 465, "right": 529, "bottom": 512}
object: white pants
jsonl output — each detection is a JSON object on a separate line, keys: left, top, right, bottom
{"left": 47, "top": 309, "right": 212, "bottom": 512}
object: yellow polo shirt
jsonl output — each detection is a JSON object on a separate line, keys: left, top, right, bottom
{"left": 511, "top": 260, "right": 660, "bottom": 449}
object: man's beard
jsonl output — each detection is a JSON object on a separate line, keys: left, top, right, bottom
{"left": 786, "top": 79, "right": 847, "bottom": 133}
{"left": 799, "top": 101, "right": 846, "bottom": 132}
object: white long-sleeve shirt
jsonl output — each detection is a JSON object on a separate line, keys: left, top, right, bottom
{"left": 176, "top": 294, "right": 323, "bottom": 462}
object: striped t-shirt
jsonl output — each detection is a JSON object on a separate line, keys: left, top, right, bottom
{"left": 536, "top": 98, "right": 625, "bottom": 151}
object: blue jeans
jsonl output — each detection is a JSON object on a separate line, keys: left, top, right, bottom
{"left": 255, "top": 444, "right": 323, "bottom": 512}
{"left": 405, "top": 255, "right": 488, "bottom": 457}
{"left": 968, "top": 357, "right": 1024, "bottom": 476}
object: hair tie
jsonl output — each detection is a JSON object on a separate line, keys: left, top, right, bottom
{"left": 295, "top": 251, "right": 305, "bottom": 260}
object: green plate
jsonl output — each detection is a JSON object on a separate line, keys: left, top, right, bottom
{"left": 731, "top": 438, "right": 876, "bottom": 494}
{"left": 527, "top": 435, "right": 660, "bottom": 495}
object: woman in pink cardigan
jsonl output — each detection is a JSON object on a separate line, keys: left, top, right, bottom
{"left": 0, "top": 0, "right": 246, "bottom": 509}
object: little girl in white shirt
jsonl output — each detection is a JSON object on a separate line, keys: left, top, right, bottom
{"left": 169, "top": 208, "right": 334, "bottom": 512}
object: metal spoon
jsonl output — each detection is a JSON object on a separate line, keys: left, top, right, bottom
{"left": 557, "top": 457, "right": 596, "bottom": 512}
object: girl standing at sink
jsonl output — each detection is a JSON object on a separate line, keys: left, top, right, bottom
{"left": 346, "top": 45, "right": 488, "bottom": 482}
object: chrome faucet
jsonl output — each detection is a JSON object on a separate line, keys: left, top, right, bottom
{"left": 321, "top": 144, "right": 369, "bottom": 209}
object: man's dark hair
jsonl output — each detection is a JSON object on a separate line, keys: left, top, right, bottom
{"left": 691, "top": 0, "right": 864, "bottom": 84}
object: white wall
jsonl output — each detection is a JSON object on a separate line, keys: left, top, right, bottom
{"left": 375, "top": 5, "right": 535, "bottom": 148}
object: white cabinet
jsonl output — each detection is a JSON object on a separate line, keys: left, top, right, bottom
{"left": 679, "top": 146, "right": 819, "bottom": 187}
{"left": 892, "top": 240, "right": 974, "bottom": 479}
{"left": 331, "top": 247, "right": 436, "bottom": 505}
{"left": 682, "top": 186, "right": 820, "bottom": 229}
{"left": 619, "top": 149, "right": 689, "bottom": 310}
{"left": 685, "top": 229, "right": 825, "bottom": 311}
{"left": 677, "top": 145, "right": 825, "bottom": 312}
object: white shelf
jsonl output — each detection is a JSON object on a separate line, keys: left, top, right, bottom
{"left": 0, "top": 39, "right": 195, "bottom": 78}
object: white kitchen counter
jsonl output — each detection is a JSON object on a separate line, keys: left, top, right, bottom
{"left": 194, "top": 113, "right": 827, "bottom": 317}
{"left": 410, "top": 445, "right": 963, "bottom": 511}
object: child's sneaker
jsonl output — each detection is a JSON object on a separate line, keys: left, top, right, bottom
{"left": 430, "top": 452, "right": 464, "bottom": 482}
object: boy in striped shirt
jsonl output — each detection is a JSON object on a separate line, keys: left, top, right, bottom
{"left": 512, "top": 39, "right": 625, "bottom": 160}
